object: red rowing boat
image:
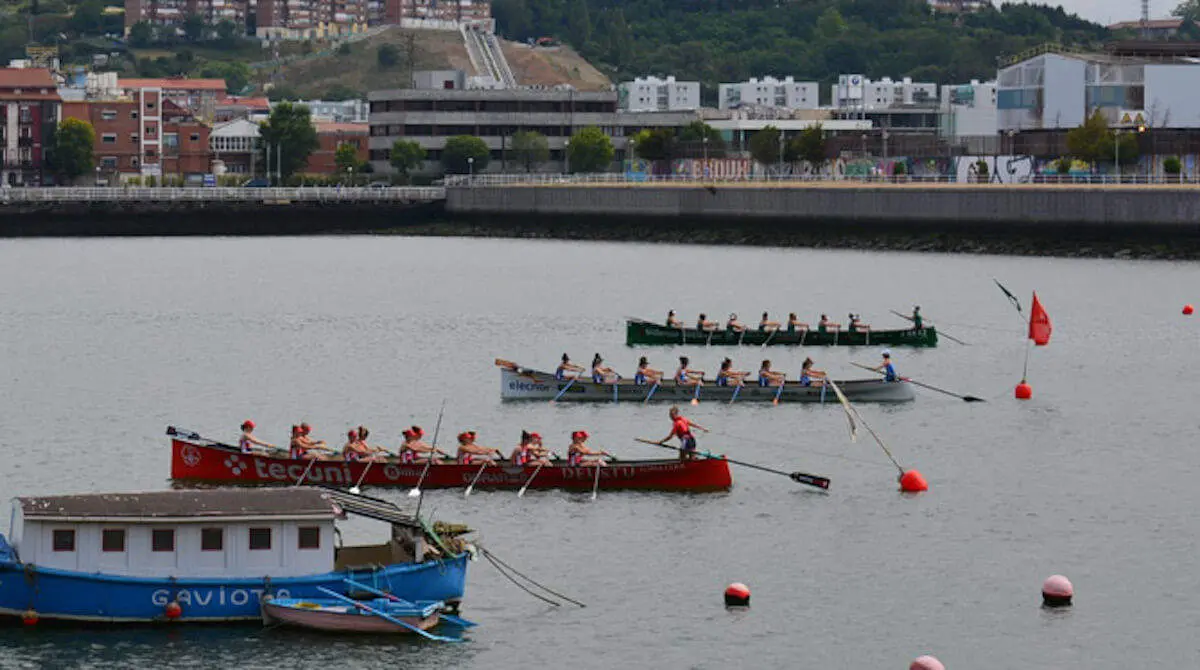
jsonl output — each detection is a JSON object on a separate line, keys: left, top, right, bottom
{"left": 170, "top": 437, "right": 733, "bottom": 493}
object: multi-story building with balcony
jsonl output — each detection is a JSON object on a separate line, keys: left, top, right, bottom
{"left": 377, "top": 0, "right": 490, "bottom": 25}
{"left": 618, "top": 76, "right": 700, "bottom": 112}
{"left": 0, "top": 68, "right": 62, "bottom": 186}
{"left": 118, "top": 78, "right": 228, "bottom": 122}
{"left": 718, "top": 76, "right": 820, "bottom": 111}
{"left": 124, "top": 0, "right": 250, "bottom": 33}
{"left": 256, "top": 0, "right": 369, "bottom": 39}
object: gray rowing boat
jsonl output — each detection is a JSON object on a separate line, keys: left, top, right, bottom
{"left": 498, "top": 364, "right": 915, "bottom": 403}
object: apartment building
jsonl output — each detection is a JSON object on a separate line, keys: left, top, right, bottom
{"left": 378, "top": 0, "right": 490, "bottom": 25}
{"left": 118, "top": 78, "right": 228, "bottom": 121}
{"left": 256, "top": 0, "right": 369, "bottom": 39}
{"left": 305, "top": 121, "right": 368, "bottom": 172}
{"left": 0, "top": 68, "right": 62, "bottom": 186}
{"left": 124, "top": 0, "right": 249, "bottom": 32}
{"left": 831, "top": 74, "right": 938, "bottom": 111}
{"left": 618, "top": 76, "right": 700, "bottom": 112}
{"left": 718, "top": 76, "right": 819, "bottom": 111}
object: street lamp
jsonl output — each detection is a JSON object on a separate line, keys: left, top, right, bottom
{"left": 702, "top": 135, "right": 709, "bottom": 163}
{"left": 348, "top": 166, "right": 354, "bottom": 186}
{"left": 94, "top": 165, "right": 101, "bottom": 187}
{"left": 563, "top": 139, "right": 570, "bottom": 175}
{"left": 467, "top": 156, "right": 474, "bottom": 178}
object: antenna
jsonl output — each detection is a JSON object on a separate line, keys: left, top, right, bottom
{"left": 1141, "top": 0, "right": 1150, "bottom": 39}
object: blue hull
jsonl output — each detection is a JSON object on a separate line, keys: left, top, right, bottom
{"left": 0, "top": 553, "right": 469, "bottom": 624}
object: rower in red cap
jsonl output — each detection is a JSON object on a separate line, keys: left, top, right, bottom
{"left": 657, "top": 406, "right": 708, "bottom": 460}
{"left": 527, "top": 432, "right": 552, "bottom": 465}
{"left": 456, "top": 431, "right": 502, "bottom": 465}
{"left": 567, "top": 430, "right": 610, "bottom": 466}
{"left": 399, "top": 425, "right": 445, "bottom": 464}
{"left": 238, "top": 420, "right": 276, "bottom": 454}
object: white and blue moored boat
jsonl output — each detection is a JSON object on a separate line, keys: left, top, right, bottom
{"left": 0, "top": 487, "right": 472, "bottom": 624}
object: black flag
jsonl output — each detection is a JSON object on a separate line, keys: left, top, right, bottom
{"left": 993, "top": 279, "right": 1022, "bottom": 315}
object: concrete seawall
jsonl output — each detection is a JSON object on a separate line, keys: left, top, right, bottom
{"left": 446, "top": 183, "right": 1200, "bottom": 229}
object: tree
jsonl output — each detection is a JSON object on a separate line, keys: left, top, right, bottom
{"left": 630, "top": 128, "right": 675, "bottom": 161}
{"left": 567, "top": 126, "right": 614, "bottom": 173}
{"left": 511, "top": 130, "right": 549, "bottom": 172}
{"left": 749, "top": 126, "right": 781, "bottom": 167}
{"left": 335, "top": 143, "right": 359, "bottom": 175}
{"left": 378, "top": 43, "right": 400, "bottom": 68}
{"left": 197, "top": 61, "right": 252, "bottom": 94}
{"left": 442, "top": 135, "right": 489, "bottom": 174}
{"left": 389, "top": 139, "right": 425, "bottom": 182}
{"left": 183, "top": 13, "right": 206, "bottom": 42}
{"left": 786, "top": 124, "right": 826, "bottom": 167}
{"left": 677, "top": 121, "right": 724, "bottom": 158}
{"left": 69, "top": 0, "right": 104, "bottom": 35}
{"left": 49, "top": 118, "right": 96, "bottom": 183}
{"left": 258, "top": 103, "right": 319, "bottom": 180}
{"left": 1164, "top": 156, "right": 1183, "bottom": 178}
{"left": 1065, "top": 110, "right": 1110, "bottom": 166}
{"left": 1173, "top": 0, "right": 1200, "bottom": 21}
{"left": 1056, "top": 157, "right": 1071, "bottom": 175}
{"left": 128, "top": 21, "right": 153, "bottom": 48}
{"left": 215, "top": 19, "right": 239, "bottom": 44}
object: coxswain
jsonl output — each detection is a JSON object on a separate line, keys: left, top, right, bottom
{"left": 697, "top": 313, "right": 718, "bottom": 332}
{"left": 758, "top": 360, "right": 786, "bottom": 387}
{"left": 635, "top": 356, "right": 663, "bottom": 385}
{"left": 556, "top": 353, "right": 585, "bottom": 381}
{"left": 666, "top": 310, "right": 683, "bottom": 328}
{"left": 872, "top": 350, "right": 898, "bottom": 382}
{"left": 817, "top": 314, "right": 840, "bottom": 334}
{"left": 567, "top": 430, "right": 611, "bottom": 467}
{"left": 726, "top": 313, "right": 747, "bottom": 332}
{"left": 759, "top": 312, "right": 781, "bottom": 332}
{"left": 591, "top": 353, "right": 619, "bottom": 384}
{"left": 674, "top": 356, "right": 704, "bottom": 387}
{"left": 658, "top": 406, "right": 708, "bottom": 460}
{"left": 238, "top": 420, "right": 275, "bottom": 454}
{"left": 456, "top": 431, "right": 502, "bottom": 465}
{"left": 788, "top": 312, "right": 810, "bottom": 334}
{"left": 799, "top": 357, "right": 827, "bottom": 387}
{"left": 911, "top": 305, "right": 923, "bottom": 329}
{"left": 716, "top": 357, "right": 748, "bottom": 387}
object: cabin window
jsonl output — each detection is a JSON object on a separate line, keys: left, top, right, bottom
{"left": 298, "top": 526, "right": 320, "bottom": 550}
{"left": 249, "top": 527, "right": 272, "bottom": 551}
{"left": 102, "top": 529, "right": 126, "bottom": 552}
{"left": 52, "top": 529, "right": 75, "bottom": 552}
{"left": 201, "top": 527, "right": 223, "bottom": 551}
{"left": 152, "top": 528, "right": 175, "bottom": 552}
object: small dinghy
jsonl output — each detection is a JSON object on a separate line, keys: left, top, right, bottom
{"left": 262, "top": 582, "right": 475, "bottom": 641}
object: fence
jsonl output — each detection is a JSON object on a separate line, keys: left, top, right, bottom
{"left": 444, "top": 173, "right": 1200, "bottom": 187}
{"left": 0, "top": 186, "right": 446, "bottom": 204}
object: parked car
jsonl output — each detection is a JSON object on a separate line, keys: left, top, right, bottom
{"left": 367, "top": 181, "right": 391, "bottom": 188}
{"left": 242, "top": 178, "right": 270, "bottom": 188}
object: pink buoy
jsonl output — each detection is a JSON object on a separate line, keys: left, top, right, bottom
{"left": 1042, "top": 574, "right": 1073, "bottom": 607}
{"left": 910, "top": 656, "right": 945, "bottom": 670}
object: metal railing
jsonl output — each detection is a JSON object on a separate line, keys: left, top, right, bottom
{"left": 444, "top": 173, "right": 1200, "bottom": 187}
{"left": 0, "top": 186, "right": 446, "bottom": 203}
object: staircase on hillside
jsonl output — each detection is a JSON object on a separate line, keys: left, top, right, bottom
{"left": 460, "top": 23, "right": 517, "bottom": 88}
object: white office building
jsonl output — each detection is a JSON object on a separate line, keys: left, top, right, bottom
{"left": 718, "top": 76, "right": 819, "bottom": 110}
{"left": 997, "top": 49, "right": 1200, "bottom": 130}
{"left": 940, "top": 80, "right": 998, "bottom": 138}
{"left": 831, "top": 75, "right": 938, "bottom": 111}
{"left": 617, "top": 76, "right": 701, "bottom": 112}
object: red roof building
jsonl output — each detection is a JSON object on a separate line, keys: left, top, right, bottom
{"left": 0, "top": 68, "right": 62, "bottom": 186}
{"left": 305, "top": 121, "right": 367, "bottom": 174}
{"left": 118, "top": 78, "right": 227, "bottom": 122}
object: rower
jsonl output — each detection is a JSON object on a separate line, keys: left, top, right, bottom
{"left": 817, "top": 314, "right": 840, "bottom": 334}
{"left": 357, "top": 426, "right": 389, "bottom": 460}
{"left": 799, "top": 357, "right": 827, "bottom": 387}
{"left": 295, "top": 423, "right": 331, "bottom": 459}
{"left": 289, "top": 425, "right": 318, "bottom": 460}
{"left": 847, "top": 313, "right": 870, "bottom": 334}
{"left": 872, "top": 350, "right": 898, "bottom": 382}
{"left": 456, "top": 431, "right": 502, "bottom": 465}
{"left": 787, "top": 312, "right": 809, "bottom": 334}
{"left": 510, "top": 431, "right": 535, "bottom": 466}
{"left": 342, "top": 429, "right": 373, "bottom": 462}
{"left": 674, "top": 356, "right": 704, "bottom": 387}
{"left": 697, "top": 313, "right": 718, "bottom": 332}
{"left": 556, "top": 353, "right": 585, "bottom": 382}
{"left": 399, "top": 426, "right": 443, "bottom": 464}
{"left": 911, "top": 305, "right": 923, "bottom": 330}
{"left": 567, "top": 430, "right": 611, "bottom": 467}
{"left": 726, "top": 313, "right": 747, "bottom": 332}
{"left": 591, "top": 353, "right": 619, "bottom": 384}
{"left": 666, "top": 310, "right": 683, "bottom": 328}
{"left": 239, "top": 420, "right": 275, "bottom": 454}
{"left": 527, "top": 432, "right": 552, "bottom": 465}
{"left": 657, "top": 406, "right": 708, "bottom": 460}
{"left": 716, "top": 357, "right": 748, "bottom": 387}
{"left": 759, "top": 312, "right": 781, "bottom": 332}
{"left": 635, "top": 356, "right": 663, "bottom": 385}
{"left": 758, "top": 359, "right": 786, "bottom": 387}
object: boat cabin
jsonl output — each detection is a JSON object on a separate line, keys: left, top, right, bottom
{"left": 7, "top": 488, "right": 438, "bottom": 579}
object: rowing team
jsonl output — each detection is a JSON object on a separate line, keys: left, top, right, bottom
{"left": 558, "top": 351, "right": 898, "bottom": 387}
{"left": 667, "top": 310, "right": 876, "bottom": 334}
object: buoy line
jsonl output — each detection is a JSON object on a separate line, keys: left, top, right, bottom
{"left": 703, "top": 429, "right": 897, "bottom": 469}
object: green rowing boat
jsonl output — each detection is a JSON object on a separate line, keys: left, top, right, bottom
{"left": 625, "top": 319, "right": 938, "bottom": 347}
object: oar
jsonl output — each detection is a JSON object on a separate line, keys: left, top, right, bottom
{"left": 551, "top": 377, "right": 577, "bottom": 403}
{"left": 691, "top": 381, "right": 701, "bottom": 406}
{"left": 464, "top": 460, "right": 491, "bottom": 497}
{"left": 408, "top": 400, "right": 446, "bottom": 498}
{"left": 590, "top": 463, "right": 602, "bottom": 501}
{"left": 728, "top": 383, "right": 741, "bottom": 405}
{"left": 293, "top": 457, "right": 319, "bottom": 487}
{"left": 315, "top": 587, "right": 461, "bottom": 642}
{"left": 826, "top": 379, "right": 906, "bottom": 477}
{"left": 349, "top": 459, "right": 374, "bottom": 495}
{"left": 518, "top": 460, "right": 547, "bottom": 497}
{"left": 761, "top": 327, "right": 778, "bottom": 348}
{"left": 772, "top": 378, "right": 785, "bottom": 405}
{"left": 643, "top": 381, "right": 659, "bottom": 403}
{"left": 737, "top": 329, "right": 746, "bottom": 346}
{"left": 851, "top": 362, "right": 985, "bottom": 402}
{"left": 890, "top": 310, "right": 968, "bottom": 346}
{"left": 705, "top": 329, "right": 714, "bottom": 347}
{"left": 634, "top": 438, "right": 830, "bottom": 490}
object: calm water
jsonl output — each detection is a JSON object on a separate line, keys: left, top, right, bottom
{"left": 1, "top": 236, "right": 1199, "bottom": 669}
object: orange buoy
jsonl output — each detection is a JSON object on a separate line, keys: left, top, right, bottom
{"left": 1184, "top": 304, "right": 1195, "bottom": 315}
{"left": 899, "top": 469, "right": 928, "bottom": 492}
{"left": 164, "top": 601, "right": 183, "bottom": 620}
{"left": 910, "top": 656, "right": 945, "bottom": 670}
{"left": 1015, "top": 381, "right": 1032, "bottom": 400}
{"left": 21, "top": 610, "right": 38, "bottom": 626}
{"left": 724, "top": 582, "right": 750, "bottom": 607}
{"left": 1042, "top": 575, "right": 1073, "bottom": 607}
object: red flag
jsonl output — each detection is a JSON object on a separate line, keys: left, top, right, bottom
{"left": 1029, "top": 292, "right": 1052, "bottom": 346}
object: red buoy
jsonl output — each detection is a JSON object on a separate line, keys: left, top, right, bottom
{"left": 21, "top": 610, "right": 38, "bottom": 626}
{"left": 724, "top": 582, "right": 750, "bottom": 607}
{"left": 910, "top": 656, "right": 945, "bottom": 670}
{"left": 164, "top": 601, "right": 183, "bottom": 620}
{"left": 1042, "top": 575, "right": 1073, "bottom": 607}
{"left": 899, "top": 469, "right": 928, "bottom": 492}
{"left": 1015, "top": 381, "right": 1032, "bottom": 400}
{"left": 1184, "top": 304, "right": 1194, "bottom": 315}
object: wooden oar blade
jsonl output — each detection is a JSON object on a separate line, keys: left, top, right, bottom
{"left": 963, "top": 395, "right": 986, "bottom": 402}
{"left": 790, "top": 472, "right": 831, "bottom": 489}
